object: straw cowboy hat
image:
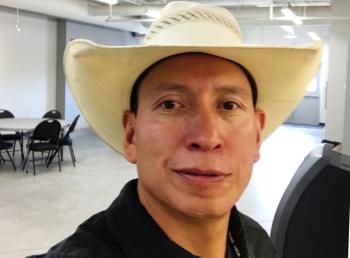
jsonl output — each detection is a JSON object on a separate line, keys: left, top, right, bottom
{"left": 64, "top": 1, "right": 322, "bottom": 154}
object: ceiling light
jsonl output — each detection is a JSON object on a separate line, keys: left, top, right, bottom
{"left": 308, "top": 31, "right": 321, "bottom": 41}
{"left": 145, "top": 9, "right": 160, "bottom": 18}
{"left": 280, "top": 25, "right": 298, "bottom": 39}
{"left": 95, "top": 0, "right": 118, "bottom": 5}
{"left": 15, "top": 0, "right": 21, "bottom": 32}
{"left": 284, "top": 34, "right": 298, "bottom": 39}
{"left": 281, "top": 7, "right": 303, "bottom": 25}
{"left": 291, "top": 2, "right": 330, "bottom": 7}
{"left": 280, "top": 25, "right": 294, "bottom": 34}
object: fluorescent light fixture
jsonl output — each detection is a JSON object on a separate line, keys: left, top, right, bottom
{"left": 95, "top": 0, "right": 118, "bottom": 5}
{"left": 291, "top": 2, "right": 330, "bottom": 7}
{"left": 284, "top": 34, "right": 298, "bottom": 39}
{"left": 145, "top": 9, "right": 160, "bottom": 18}
{"left": 281, "top": 7, "right": 303, "bottom": 25}
{"left": 308, "top": 31, "right": 321, "bottom": 41}
{"left": 281, "top": 7, "right": 296, "bottom": 17}
{"left": 280, "top": 25, "right": 298, "bottom": 39}
{"left": 280, "top": 25, "right": 294, "bottom": 34}
{"left": 15, "top": 0, "right": 21, "bottom": 32}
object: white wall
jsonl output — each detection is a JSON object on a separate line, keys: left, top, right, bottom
{"left": 325, "top": 21, "right": 350, "bottom": 142}
{"left": 0, "top": 8, "right": 57, "bottom": 117}
{"left": 64, "top": 21, "right": 139, "bottom": 129}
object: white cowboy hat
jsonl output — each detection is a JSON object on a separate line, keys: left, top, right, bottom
{"left": 64, "top": 1, "right": 322, "bottom": 154}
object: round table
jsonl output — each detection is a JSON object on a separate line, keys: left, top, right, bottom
{"left": 0, "top": 118, "right": 70, "bottom": 160}
{"left": 0, "top": 118, "right": 70, "bottom": 132}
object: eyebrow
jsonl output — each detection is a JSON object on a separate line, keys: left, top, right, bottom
{"left": 215, "top": 85, "right": 250, "bottom": 96}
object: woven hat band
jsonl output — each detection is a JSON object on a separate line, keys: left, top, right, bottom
{"left": 144, "top": 4, "right": 243, "bottom": 45}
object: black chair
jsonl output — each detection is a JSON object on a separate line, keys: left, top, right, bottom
{"left": 0, "top": 135, "right": 16, "bottom": 170}
{"left": 22, "top": 120, "right": 62, "bottom": 175}
{"left": 0, "top": 109, "right": 14, "bottom": 118}
{"left": 0, "top": 109, "right": 24, "bottom": 159}
{"left": 42, "top": 110, "right": 62, "bottom": 119}
{"left": 48, "top": 115, "right": 80, "bottom": 167}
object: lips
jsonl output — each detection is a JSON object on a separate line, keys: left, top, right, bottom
{"left": 173, "top": 168, "right": 230, "bottom": 185}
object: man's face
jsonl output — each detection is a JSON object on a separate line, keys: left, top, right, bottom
{"left": 123, "top": 53, "right": 265, "bottom": 219}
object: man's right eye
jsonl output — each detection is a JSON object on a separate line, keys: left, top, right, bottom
{"left": 161, "top": 100, "right": 177, "bottom": 109}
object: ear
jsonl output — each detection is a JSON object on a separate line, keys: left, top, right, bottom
{"left": 123, "top": 111, "right": 137, "bottom": 164}
{"left": 253, "top": 108, "right": 266, "bottom": 162}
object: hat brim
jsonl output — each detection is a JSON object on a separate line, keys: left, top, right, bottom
{"left": 64, "top": 39, "right": 322, "bottom": 154}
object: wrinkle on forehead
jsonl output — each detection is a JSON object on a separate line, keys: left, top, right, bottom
{"left": 151, "top": 82, "right": 251, "bottom": 97}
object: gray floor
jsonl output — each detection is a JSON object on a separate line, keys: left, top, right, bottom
{"left": 0, "top": 124, "right": 324, "bottom": 258}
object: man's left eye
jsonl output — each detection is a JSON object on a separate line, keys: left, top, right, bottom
{"left": 222, "top": 102, "right": 238, "bottom": 110}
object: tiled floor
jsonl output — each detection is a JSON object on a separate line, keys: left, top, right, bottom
{"left": 0, "top": 124, "right": 324, "bottom": 258}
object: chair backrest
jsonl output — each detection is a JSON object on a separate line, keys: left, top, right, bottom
{"left": 32, "top": 120, "right": 61, "bottom": 142}
{"left": 64, "top": 115, "right": 80, "bottom": 139}
{"left": 0, "top": 109, "right": 15, "bottom": 119}
{"left": 42, "top": 110, "right": 62, "bottom": 119}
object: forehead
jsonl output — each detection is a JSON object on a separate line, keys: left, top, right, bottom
{"left": 148, "top": 53, "right": 244, "bottom": 75}
{"left": 139, "top": 53, "right": 251, "bottom": 91}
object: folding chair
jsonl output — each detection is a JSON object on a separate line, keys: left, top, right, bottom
{"left": 22, "top": 120, "right": 61, "bottom": 175}
{"left": 0, "top": 109, "right": 24, "bottom": 159}
{"left": 0, "top": 135, "right": 16, "bottom": 170}
{"left": 48, "top": 115, "right": 80, "bottom": 167}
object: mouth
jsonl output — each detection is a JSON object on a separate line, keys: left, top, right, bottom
{"left": 173, "top": 168, "right": 230, "bottom": 185}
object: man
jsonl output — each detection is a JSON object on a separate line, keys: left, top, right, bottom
{"left": 29, "top": 1, "right": 322, "bottom": 258}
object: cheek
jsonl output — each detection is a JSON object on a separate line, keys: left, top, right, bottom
{"left": 228, "top": 118, "right": 259, "bottom": 151}
{"left": 134, "top": 118, "right": 181, "bottom": 159}
{"left": 227, "top": 121, "right": 259, "bottom": 179}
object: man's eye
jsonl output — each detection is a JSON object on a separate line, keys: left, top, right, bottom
{"left": 162, "top": 100, "right": 178, "bottom": 109}
{"left": 222, "top": 101, "right": 238, "bottom": 110}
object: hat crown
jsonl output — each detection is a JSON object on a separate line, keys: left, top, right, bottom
{"left": 144, "top": 1, "right": 243, "bottom": 46}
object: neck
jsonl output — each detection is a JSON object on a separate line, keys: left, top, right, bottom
{"left": 138, "top": 184, "right": 231, "bottom": 258}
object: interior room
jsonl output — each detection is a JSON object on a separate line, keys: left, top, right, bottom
{"left": 0, "top": 0, "right": 349, "bottom": 257}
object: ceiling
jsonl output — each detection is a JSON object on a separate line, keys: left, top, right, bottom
{"left": 0, "top": 0, "right": 337, "bottom": 34}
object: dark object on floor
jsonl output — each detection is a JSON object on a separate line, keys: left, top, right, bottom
{"left": 321, "top": 139, "right": 341, "bottom": 147}
{"left": 271, "top": 143, "right": 350, "bottom": 258}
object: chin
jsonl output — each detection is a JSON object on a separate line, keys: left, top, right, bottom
{"left": 176, "top": 199, "right": 235, "bottom": 220}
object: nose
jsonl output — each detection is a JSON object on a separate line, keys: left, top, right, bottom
{"left": 184, "top": 110, "right": 223, "bottom": 152}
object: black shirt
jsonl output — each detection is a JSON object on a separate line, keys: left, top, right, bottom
{"left": 28, "top": 179, "right": 275, "bottom": 258}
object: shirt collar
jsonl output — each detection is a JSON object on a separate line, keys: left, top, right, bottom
{"left": 106, "top": 179, "right": 247, "bottom": 258}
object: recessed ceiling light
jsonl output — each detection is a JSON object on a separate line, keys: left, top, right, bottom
{"left": 284, "top": 34, "right": 298, "bottom": 39}
{"left": 280, "top": 25, "right": 294, "bottom": 34}
{"left": 145, "top": 9, "right": 160, "bottom": 18}
{"left": 95, "top": 0, "right": 118, "bottom": 5}
{"left": 281, "top": 7, "right": 303, "bottom": 25}
{"left": 308, "top": 31, "right": 321, "bottom": 41}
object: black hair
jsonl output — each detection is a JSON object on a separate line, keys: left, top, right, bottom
{"left": 129, "top": 53, "right": 258, "bottom": 114}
